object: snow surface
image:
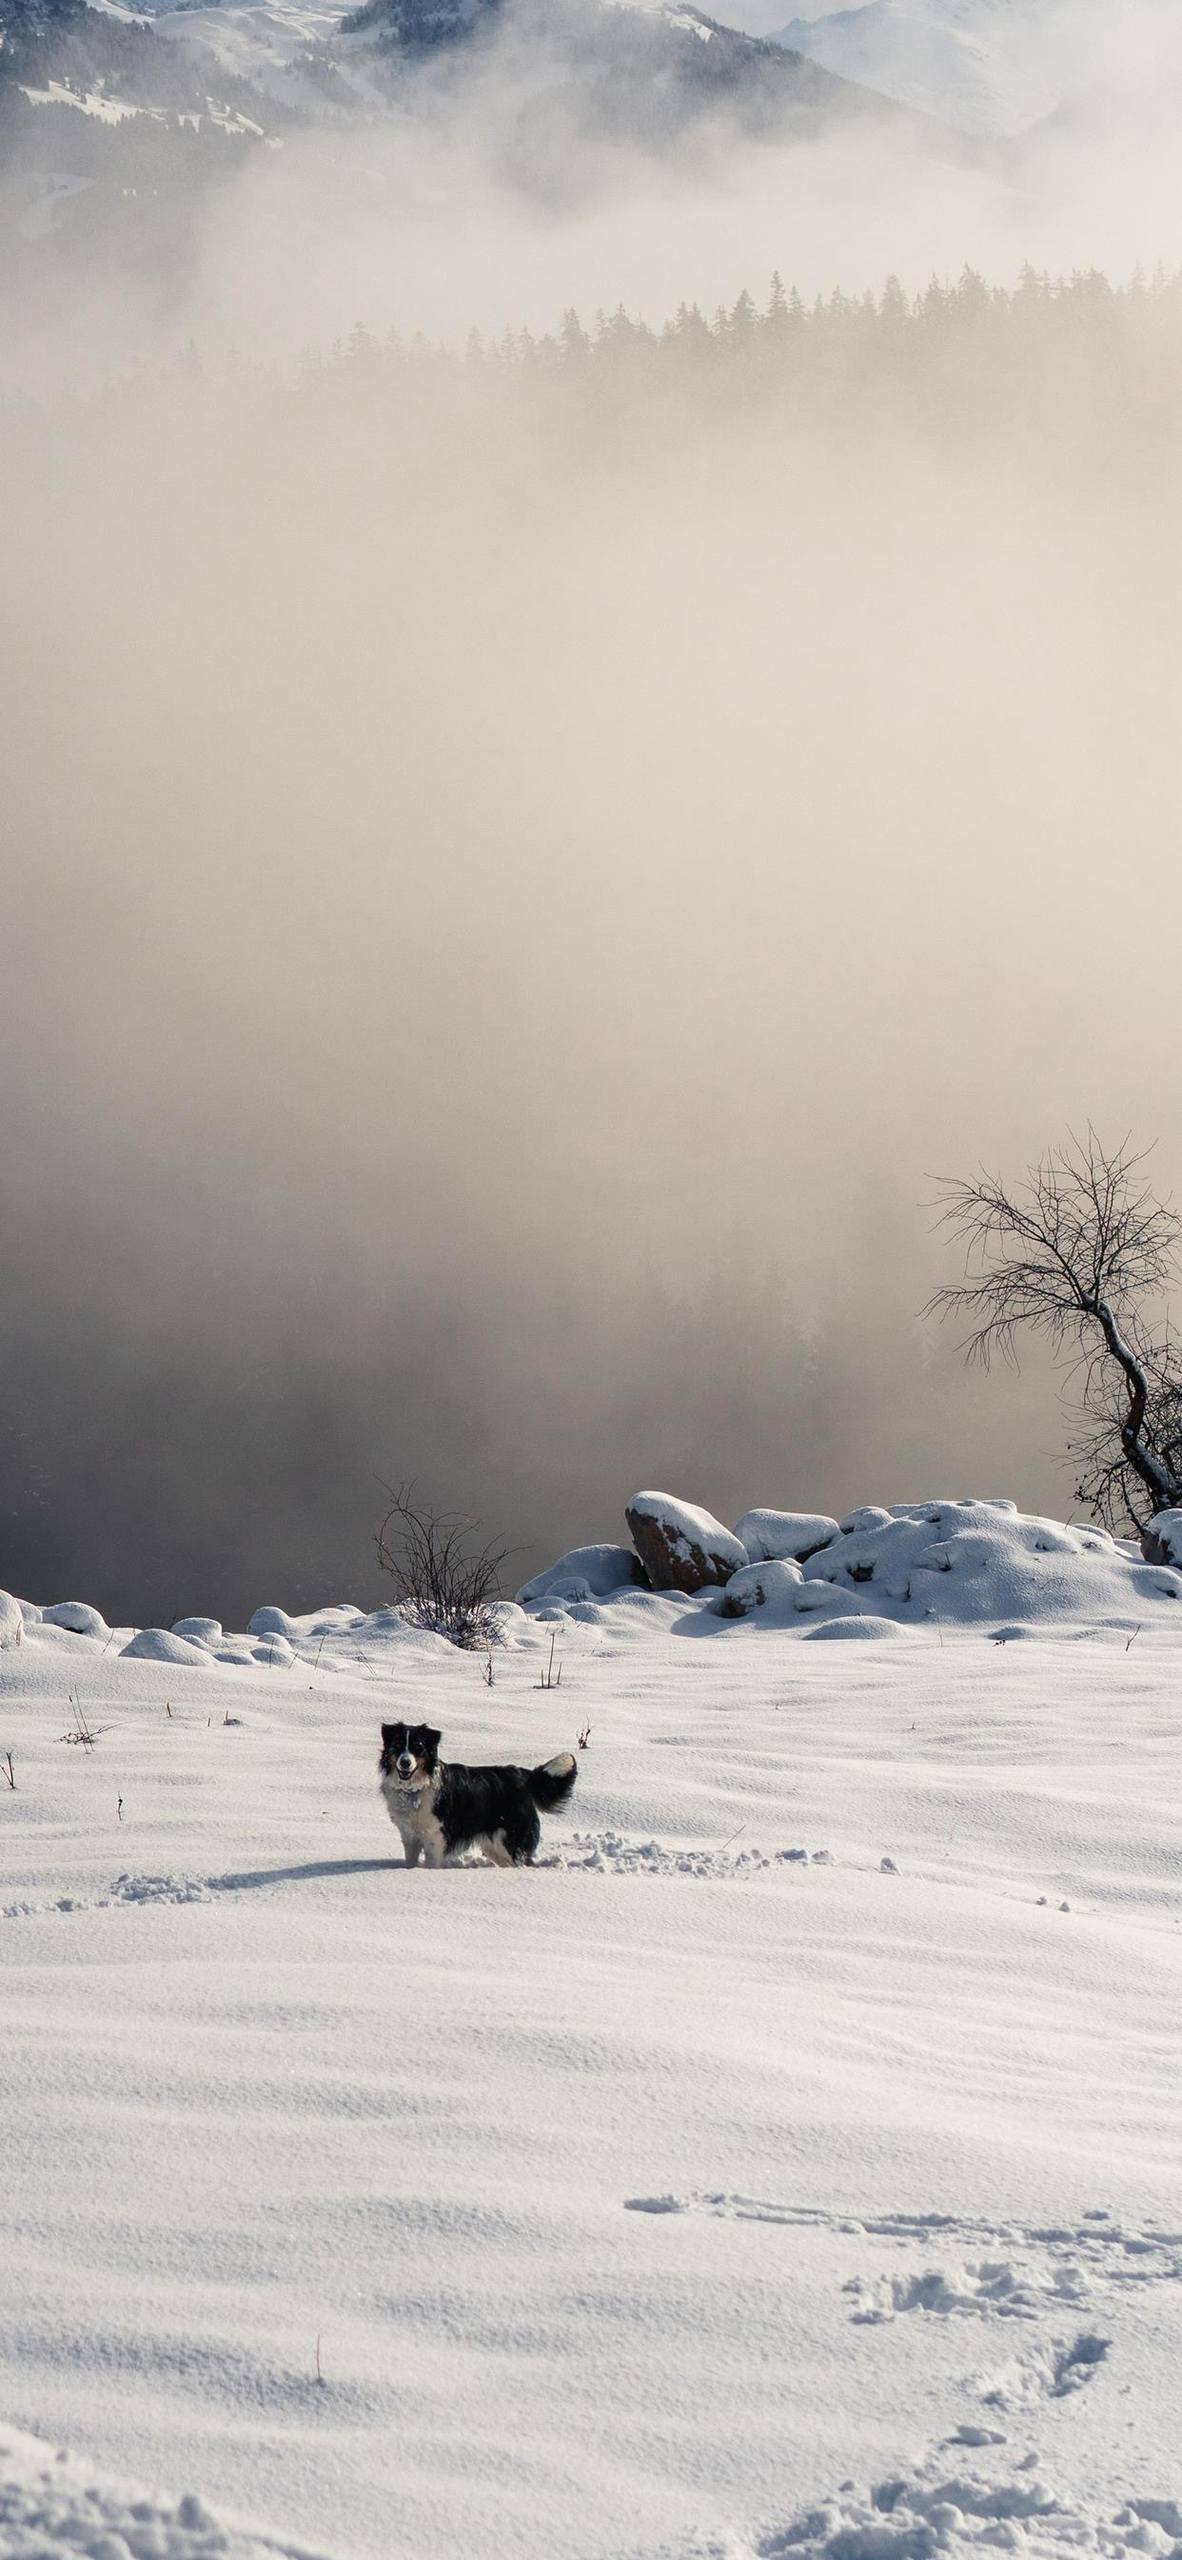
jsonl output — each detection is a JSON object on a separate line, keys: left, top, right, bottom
{"left": 2, "top": 1499, "right": 1182, "bottom": 2559}
{"left": 19, "top": 79, "right": 146, "bottom": 122}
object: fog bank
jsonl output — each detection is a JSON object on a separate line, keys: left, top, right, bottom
{"left": 2, "top": 283, "right": 1180, "bottom": 1620}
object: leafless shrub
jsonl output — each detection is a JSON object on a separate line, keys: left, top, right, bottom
{"left": 376, "top": 1481, "right": 510, "bottom": 1651}
{"left": 2, "top": 1750, "right": 14, "bottom": 1789}
{"left": 927, "top": 1129, "right": 1182, "bottom": 1532}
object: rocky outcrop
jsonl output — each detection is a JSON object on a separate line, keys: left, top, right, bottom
{"left": 625, "top": 1492, "right": 747, "bottom": 1593}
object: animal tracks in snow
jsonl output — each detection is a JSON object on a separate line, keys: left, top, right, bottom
{"left": 2, "top": 1872, "right": 212, "bottom": 1920}
{"left": 642, "top": 2206, "right": 1177, "bottom": 2560}
{"left": 625, "top": 2193, "right": 1182, "bottom": 2302}
{"left": 2, "top": 1841, "right": 838, "bottom": 1918}
{"left": 539, "top": 1832, "right": 834, "bottom": 1879}
{"left": 628, "top": 2195, "right": 1180, "bottom": 2432}
{"left": 980, "top": 2329, "right": 1112, "bottom": 2410}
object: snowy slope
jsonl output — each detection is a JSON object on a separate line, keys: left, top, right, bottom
{"left": 148, "top": 0, "right": 358, "bottom": 111}
{"left": 2, "top": 1507, "right": 1181, "bottom": 2559}
{"left": 769, "top": 0, "right": 1074, "bottom": 138}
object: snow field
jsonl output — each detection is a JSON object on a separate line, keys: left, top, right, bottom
{"left": 2, "top": 1529, "right": 1181, "bottom": 2559}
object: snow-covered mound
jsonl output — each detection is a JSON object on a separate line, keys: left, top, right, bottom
{"left": 517, "top": 1543, "right": 646, "bottom": 1606}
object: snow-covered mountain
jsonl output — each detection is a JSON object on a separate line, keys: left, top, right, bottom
{"left": 0, "top": 0, "right": 926, "bottom": 268}
{"left": 0, "top": 0, "right": 910, "bottom": 134}
{"left": 768, "top": 0, "right": 1073, "bottom": 138}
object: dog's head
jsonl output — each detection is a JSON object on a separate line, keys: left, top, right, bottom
{"left": 380, "top": 1721, "right": 441, "bottom": 1784}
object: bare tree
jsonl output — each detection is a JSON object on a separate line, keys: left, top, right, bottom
{"left": 927, "top": 1130, "right": 1182, "bottom": 1533}
{"left": 376, "top": 1482, "right": 511, "bottom": 1649}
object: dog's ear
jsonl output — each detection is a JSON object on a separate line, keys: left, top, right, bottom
{"left": 423, "top": 1727, "right": 442, "bottom": 1751}
{"left": 380, "top": 1723, "right": 399, "bottom": 1744}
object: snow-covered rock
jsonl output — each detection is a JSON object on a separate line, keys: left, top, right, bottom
{"left": 1142, "top": 1508, "right": 1182, "bottom": 1569}
{"left": 517, "top": 1544, "right": 646, "bottom": 1606}
{"left": 41, "top": 1600, "right": 110, "bottom": 1638}
{"left": 121, "top": 1627, "right": 216, "bottom": 1666}
{"left": 736, "top": 1508, "right": 838, "bottom": 1563}
{"left": 0, "top": 1590, "right": 24, "bottom": 1646}
{"left": 172, "top": 1616, "right": 223, "bottom": 1644}
{"left": 625, "top": 1491, "right": 748, "bottom": 1592}
{"left": 709, "top": 1557, "right": 803, "bottom": 1618}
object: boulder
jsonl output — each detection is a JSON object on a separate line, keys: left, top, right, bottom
{"left": 1142, "top": 1508, "right": 1182, "bottom": 1568}
{"left": 625, "top": 1492, "right": 748, "bottom": 1593}
{"left": 0, "top": 1590, "right": 23, "bottom": 1646}
{"left": 517, "top": 1544, "right": 647, "bottom": 1607}
{"left": 736, "top": 1509, "right": 838, "bottom": 1565}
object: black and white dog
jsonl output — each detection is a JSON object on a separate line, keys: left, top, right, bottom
{"left": 379, "top": 1721, "right": 577, "bottom": 1867}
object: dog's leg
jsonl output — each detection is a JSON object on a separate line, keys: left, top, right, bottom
{"left": 484, "top": 1831, "right": 515, "bottom": 1868}
{"left": 403, "top": 1836, "right": 423, "bottom": 1869}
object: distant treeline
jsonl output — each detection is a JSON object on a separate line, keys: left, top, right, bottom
{"left": 275, "top": 264, "right": 1182, "bottom": 473}
{"left": 315, "top": 264, "right": 1182, "bottom": 377}
{"left": 12, "top": 265, "right": 1182, "bottom": 493}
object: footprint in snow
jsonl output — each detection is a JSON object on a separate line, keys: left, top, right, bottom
{"left": 540, "top": 1832, "right": 827, "bottom": 1878}
{"left": 745, "top": 2460, "right": 1175, "bottom": 2558}
{"left": 3, "top": 1873, "right": 211, "bottom": 1920}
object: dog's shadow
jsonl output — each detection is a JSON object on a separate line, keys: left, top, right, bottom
{"left": 208, "top": 1858, "right": 405, "bottom": 1893}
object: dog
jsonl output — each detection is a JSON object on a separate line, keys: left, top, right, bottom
{"left": 379, "top": 1721, "right": 577, "bottom": 1867}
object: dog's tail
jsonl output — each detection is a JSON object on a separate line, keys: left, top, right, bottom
{"left": 527, "top": 1750, "right": 578, "bottom": 1811}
